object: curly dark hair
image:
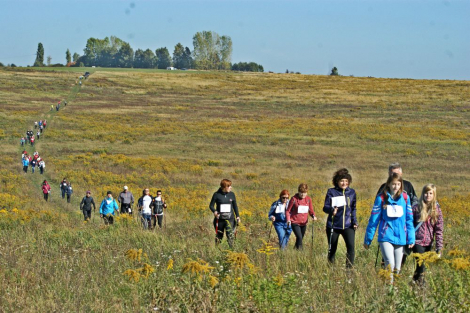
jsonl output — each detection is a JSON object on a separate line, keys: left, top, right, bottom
{"left": 332, "top": 168, "right": 352, "bottom": 188}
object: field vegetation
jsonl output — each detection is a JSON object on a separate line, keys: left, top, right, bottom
{"left": 0, "top": 66, "right": 469, "bottom": 312}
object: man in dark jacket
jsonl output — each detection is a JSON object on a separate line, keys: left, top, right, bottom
{"left": 209, "top": 179, "right": 241, "bottom": 248}
{"left": 80, "top": 191, "right": 96, "bottom": 221}
{"left": 376, "top": 163, "right": 418, "bottom": 206}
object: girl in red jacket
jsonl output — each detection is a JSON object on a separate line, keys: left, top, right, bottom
{"left": 286, "top": 183, "right": 317, "bottom": 249}
{"left": 42, "top": 180, "right": 51, "bottom": 201}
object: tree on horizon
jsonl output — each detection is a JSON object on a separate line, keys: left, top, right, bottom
{"left": 33, "top": 43, "right": 44, "bottom": 67}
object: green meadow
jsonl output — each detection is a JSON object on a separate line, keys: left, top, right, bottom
{"left": 0, "top": 67, "right": 469, "bottom": 312}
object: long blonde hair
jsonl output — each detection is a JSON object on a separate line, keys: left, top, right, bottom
{"left": 417, "top": 184, "right": 438, "bottom": 224}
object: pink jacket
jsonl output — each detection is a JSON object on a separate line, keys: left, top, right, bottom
{"left": 42, "top": 184, "right": 51, "bottom": 194}
{"left": 286, "top": 194, "right": 315, "bottom": 226}
{"left": 412, "top": 204, "right": 444, "bottom": 251}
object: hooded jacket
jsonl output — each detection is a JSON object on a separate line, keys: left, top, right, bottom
{"left": 377, "top": 180, "right": 418, "bottom": 206}
{"left": 99, "top": 197, "right": 119, "bottom": 215}
{"left": 286, "top": 194, "right": 315, "bottom": 226}
{"left": 22, "top": 158, "right": 29, "bottom": 167}
{"left": 268, "top": 199, "right": 290, "bottom": 225}
{"left": 364, "top": 192, "right": 415, "bottom": 246}
{"left": 209, "top": 188, "right": 239, "bottom": 220}
{"left": 323, "top": 187, "right": 357, "bottom": 230}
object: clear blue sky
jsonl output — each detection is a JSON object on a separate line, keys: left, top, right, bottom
{"left": 1, "top": 0, "right": 468, "bottom": 80}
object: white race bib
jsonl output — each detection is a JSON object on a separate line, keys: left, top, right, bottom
{"left": 386, "top": 205, "right": 403, "bottom": 217}
{"left": 331, "top": 196, "right": 346, "bottom": 207}
{"left": 298, "top": 205, "right": 309, "bottom": 214}
{"left": 220, "top": 204, "right": 231, "bottom": 213}
{"left": 275, "top": 204, "right": 285, "bottom": 214}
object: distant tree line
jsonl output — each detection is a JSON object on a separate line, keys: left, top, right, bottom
{"left": 23, "top": 31, "right": 263, "bottom": 72}
{"left": 232, "top": 62, "right": 263, "bottom": 72}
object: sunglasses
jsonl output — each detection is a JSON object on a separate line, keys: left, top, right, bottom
{"left": 281, "top": 197, "right": 289, "bottom": 199}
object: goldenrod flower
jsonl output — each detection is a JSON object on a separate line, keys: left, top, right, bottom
{"left": 167, "top": 259, "right": 174, "bottom": 271}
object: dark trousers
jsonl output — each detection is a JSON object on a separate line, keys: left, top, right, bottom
{"left": 83, "top": 210, "right": 92, "bottom": 221}
{"left": 103, "top": 215, "right": 114, "bottom": 225}
{"left": 291, "top": 224, "right": 307, "bottom": 250}
{"left": 214, "top": 218, "right": 236, "bottom": 247}
{"left": 326, "top": 227, "right": 356, "bottom": 267}
{"left": 61, "top": 189, "right": 66, "bottom": 199}
{"left": 39, "top": 166, "right": 44, "bottom": 174}
{"left": 120, "top": 203, "right": 131, "bottom": 214}
{"left": 43, "top": 193, "right": 48, "bottom": 201}
{"left": 67, "top": 194, "right": 71, "bottom": 203}
{"left": 23, "top": 166, "right": 28, "bottom": 173}
{"left": 413, "top": 244, "right": 432, "bottom": 281}
{"left": 152, "top": 215, "right": 163, "bottom": 228}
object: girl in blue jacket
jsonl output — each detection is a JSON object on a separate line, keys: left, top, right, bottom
{"left": 364, "top": 173, "right": 415, "bottom": 283}
{"left": 323, "top": 168, "right": 357, "bottom": 267}
{"left": 268, "top": 189, "right": 292, "bottom": 249}
{"left": 99, "top": 191, "right": 119, "bottom": 225}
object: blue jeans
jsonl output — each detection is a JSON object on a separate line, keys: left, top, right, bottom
{"left": 274, "top": 223, "right": 292, "bottom": 249}
{"left": 142, "top": 214, "right": 152, "bottom": 229}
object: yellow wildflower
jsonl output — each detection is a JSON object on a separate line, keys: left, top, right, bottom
{"left": 167, "top": 259, "right": 174, "bottom": 271}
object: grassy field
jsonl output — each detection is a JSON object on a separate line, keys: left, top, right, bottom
{"left": 0, "top": 66, "right": 469, "bottom": 312}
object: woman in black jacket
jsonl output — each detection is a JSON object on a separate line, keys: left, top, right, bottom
{"left": 209, "top": 179, "right": 240, "bottom": 248}
{"left": 323, "top": 168, "right": 358, "bottom": 267}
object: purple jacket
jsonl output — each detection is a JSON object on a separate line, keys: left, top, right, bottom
{"left": 412, "top": 203, "right": 444, "bottom": 251}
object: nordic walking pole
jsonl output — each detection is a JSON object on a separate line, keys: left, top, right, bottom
{"left": 267, "top": 223, "right": 273, "bottom": 242}
{"left": 328, "top": 211, "right": 335, "bottom": 259}
{"left": 375, "top": 245, "right": 380, "bottom": 268}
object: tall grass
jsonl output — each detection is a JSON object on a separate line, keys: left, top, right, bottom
{"left": 0, "top": 67, "right": 469, "bottom": 311}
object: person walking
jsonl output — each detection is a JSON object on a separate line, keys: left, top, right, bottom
{"left": 50, "top": 104, "right": 54, "bottom": 111}
{"left": 364, "top": 173, "right": 415, "bottom": 284}
{"left": 412, "top": 184, "right": 444, "bottom": 286}
{"left": 36, "top": 130, "right": 40, "bottom": 140}
{"left": 377, "top": 163, "right": 418, "bottom": 266}
{"left": 138, "top": 188, "right": 153, "bottom": 229}
{"left": 66, "top": 182, "right": 73, "bottom": 203}
{"left": 209, "top": 179, "right": 241, "bottom": 248}
{"left": 268, "top": 189, "right": 292, "bottom": 249}
{"left": 30, "top": 158, "right": 37, "bottom": 174}
{"left": 99, "top": 191, "right": 119, "bottom": 225}
{"left": 38, "top": 159, "right": 45, "bottom": 174}
{"left": 60, "top": 178, "right": 68, "bottom": 199}
{"left": 323, "top": 168, "right": 358, "bottom": 267}
{"left": 80, "top": 191, "right": 96, "bottom": 221}
{"left": 34, "top": 121, "right": 38, "bottom": 129}
{"left": 22, "top": 156, "right": 29, "bottom": 173}
{"left": 152, "top": 190, "right": 167, "bottom": 229}
{"left": 42, "top": 180, "right": 51, "bottom": 201}
{"left": 20, "top": 137, "right": 25, "bottom": 146}
{"left": 286, "top": 183, "right": 317, "bottom": 250}
{"left": 40, "top": 124, "right": 44, "bottom": 133}
{"left": 118, "top": 186, "right": 134, "bottom": 214}
{"left": 30, "top": 135, "right": 35, "bottom": 146}
{"left": 43, "top": 120, "right": 47, "bottom": 129}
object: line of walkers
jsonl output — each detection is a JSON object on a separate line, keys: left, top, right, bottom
{"left": 22, "top": 151, "right": 46, "bottom": 174}
{"left": 262, "top": 163, "right": 443, "bottom": 286}
{"left": 77, "top": 187, "right": 167, "bottom": 229}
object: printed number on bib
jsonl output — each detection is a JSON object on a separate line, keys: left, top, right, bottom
{"left": 298, "top": 205, "right": 309, "bottom": 214}
{"left": 386, "top": 205, "right": 403, "bottom": 218}
{"left": 331, "top": 196, "right": 346, "bottom": 208}
{"left": 220, "top": 204, "right": 231, "bottom": 213}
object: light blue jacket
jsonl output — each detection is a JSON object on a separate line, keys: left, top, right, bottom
{"left": 22, "top": 158, "right": 29, "bottom": 166}
{"left": 99, "top": 197, "right": 119, "bottom": 215}
{"left": 364, "top": 192, "right": 415, "bottom": 246}
{"left": 268, "top": 199, "right": 289, "bottom": 225}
